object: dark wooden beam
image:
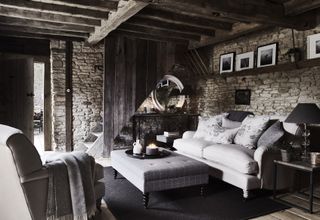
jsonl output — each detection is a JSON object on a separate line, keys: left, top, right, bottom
{"left": 0, "top": 29, "right": 85, "bottom": 41}
{"left": 118, "top": 23, "right": 201, "bottom": 41}
{"left": 88, "top": 0, "right": 147, "bottom": 44}
{"left": 0, "top": 24, "right": 88, "bottom": 38}
{"left": 65, "top": 40, "right": 73, "bottom": 151}
{"left": 284, "top": 0, "right": 320, "bottom": 15}
{"left": 0, "top": 6, "right": 101, "bottom": 26}
{"left": 0, "top": 0, "right": 109, "bottom": 19}
{"left": 37, "top": 0, "right": 118, "bottom": 12}
{"left": 0, "top": 16, "right": 94, "bottom": 33}
{"left": 137, "top": 0, "right": 317, "bottom": 30}
{"left": 112, "top": 30, "right": 188, "bottom": 45}
{"left": 126, "top": 17, "right": 215, "bottom": 36}
{"left": 189, "top": 23, "right": 269, "bottom": 49}
{"left": 137, "top": 8, "right": 233, "bottom": 31}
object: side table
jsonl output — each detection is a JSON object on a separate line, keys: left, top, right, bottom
{"left": 273, "top": 160, "right": 320, "bottom": 213}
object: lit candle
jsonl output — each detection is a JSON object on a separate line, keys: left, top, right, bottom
{"left": 146, "top": 143, "right": 159, "bottom": 155}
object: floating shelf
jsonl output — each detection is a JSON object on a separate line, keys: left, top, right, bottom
{"left": 223, "top": 57, "right": 320, "bottom": 78}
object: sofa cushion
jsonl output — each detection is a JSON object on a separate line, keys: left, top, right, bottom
{"left": 173, "top": 138, "right": 213, "bottom": 158}
{"left": 205, "top": 125, "right": 239, "bottom": 144}
{"left": 257, "top": 121, "right": 285, "bottom": 148}
{"left": 227, "top": 111, "right": 254, "bottom": 122}
{"left": 193, "top": 114, "right": 226, "bottom": 139}
{"left": 234, "top": 115, "right": 270, "bottom": 149}
{"left": 222, "top": 117, "right": 242, "bottom": 129}
{"left": 203, "top": 144, "right": 258, "bottom": 174}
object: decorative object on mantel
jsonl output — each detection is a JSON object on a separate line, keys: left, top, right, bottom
{"left": 133, "top": 139, "right": 143, "bottom": 155}
{"left": 235, "top": 89, "right": 251, "bottom": 105}
{"left": 310, "top": 152, "right": 320, "bottom": 165}
{"left": 235, "top": 51, "right": 254, "bottom": 71}
{"left": 220, "top": 52, "right": 235, "bottom": 73}
{"left": 151, "top": 75, "right": 185, "bottom": 112}
{"left": 257, "top": 43, "right": 278, "bottom": 68}
{"left": 285, "top": 103, "right": 320, "bottom": 161}
{"left": 307, "top": 33, "right": 320, "bottom": 59}
{"left": 286, "top": 48, "right": 302, "bottom": 63}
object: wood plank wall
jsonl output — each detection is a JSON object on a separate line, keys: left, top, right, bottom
{"left": 103, "top": 35, "right": 187, "bottom": 156}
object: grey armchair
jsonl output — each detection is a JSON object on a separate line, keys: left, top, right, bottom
{"left": 0, "top": 124, "right": 105, "bottom": 220}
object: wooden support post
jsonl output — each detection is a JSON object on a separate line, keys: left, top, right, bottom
{"left": 65, "top": 40, "right": 73, "bottom": 151}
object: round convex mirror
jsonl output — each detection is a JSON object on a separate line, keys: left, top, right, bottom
{"left": 151, "top": 75, "right": 185, "bottom": 112}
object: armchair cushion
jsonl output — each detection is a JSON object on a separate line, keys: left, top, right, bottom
{"left": 173, "top": 138, "right": 213, "bottom": 158}
{"left": 182, "top": 131, "right": 196, "bottom": 139}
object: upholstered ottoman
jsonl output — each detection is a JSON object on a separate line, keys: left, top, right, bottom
{"left": 111, "top": 149, "right": 209, "bottom": 208}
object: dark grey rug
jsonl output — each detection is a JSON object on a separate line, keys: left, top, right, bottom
{"left": 103, "top": 167, "right": 288, "bottom": 220}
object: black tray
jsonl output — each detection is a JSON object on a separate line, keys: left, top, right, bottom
{"left": 125, "top": 149, "right": 171, "bottom": 159}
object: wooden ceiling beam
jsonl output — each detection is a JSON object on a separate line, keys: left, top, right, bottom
{"left": 30, "top": 0, "right": 118, "bottom": 12}
{"left": 111, "top": 30, "right": 188, "bottom": 44}
{"left": 137, "top": 8, "right": 233, "bottom": 31}
{"left": 0, "top": 24, "right": 88, "bottom": 38}
{"left": 126, "top": 17, "right": 215, "bottom": 36}
{"left": 0, "top": 6, "right": 101, "bottom": 26}
{"left": 137, "top": 0, "right": 316, "bottom": 30}
{"left": 0, "top": 16, "right": 94, "bottom": 33}
{"left": 0, "top": 0, "right": 109, "bottom": 19}
{"left": 0, "top": 29, "right": 85, "bottom": 41}
{"left": 88, "top": 0, "right": 148, "bottom": 45}
{"left": 118, "top": 23, "right": 201, "bottom": 41}
{"left": 284, "top": 0, "right": 320, "bottom": 15}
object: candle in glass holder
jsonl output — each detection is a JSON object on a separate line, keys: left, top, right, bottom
{"left": 146, "top": 143, "right": 159, "bottom": 155}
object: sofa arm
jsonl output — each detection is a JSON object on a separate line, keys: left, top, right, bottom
{"left": 254, "top": 146, "right": 293, "bottom": 190}
{"left": 182, "top": 131, "right": 196, "bottom": 139}
{"left": 20, "top": 168, "right": 49, "bottom": 183}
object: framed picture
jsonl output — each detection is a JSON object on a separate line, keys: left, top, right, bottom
{"left": 220, "top": 52, "right": 235, "bottom": 74}
{"left": 307, "top": 33, "right": 320, "bottom": 59}
{"left": 235, "top": 89, "right": 251, "bottom": 105}
{"left": 257, "top": 43, "right": 277, "bottom": 68}
{"left": 235, "top": 51, "right": 254, "bottom": 71}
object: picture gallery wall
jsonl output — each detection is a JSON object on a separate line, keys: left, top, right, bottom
{"left": 219, "top": 32, "right": 320, "bottom": 74}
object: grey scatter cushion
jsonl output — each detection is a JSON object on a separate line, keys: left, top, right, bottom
{"left": 234, "top": 115, "right": 270, "bottom": 149}
{"left": 222, "top": 117, "right": 242, "bottom": 129}
{"left": 257, "top": 121, "right": 284, "bottom": 148}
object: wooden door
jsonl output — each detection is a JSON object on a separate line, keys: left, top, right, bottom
{"left": 0, "top": 58, "right": 34, "bottom": 141}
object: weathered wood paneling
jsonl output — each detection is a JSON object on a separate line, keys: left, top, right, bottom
{"left": 103, "top": 35, "right": 186, "bottom": 156}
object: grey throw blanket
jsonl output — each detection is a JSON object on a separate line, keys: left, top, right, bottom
{"left": 45, "top": 152, "right": 96, "bottom": 220}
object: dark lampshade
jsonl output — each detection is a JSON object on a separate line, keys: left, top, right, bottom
{"left": 180, "top": 85, "right": 194, "bottom": 96}
{"left": 285, "top": 103, "right": 320, "bottom": 124}
{"left": 169, "top": 88, "right": 181, "bottom": 97}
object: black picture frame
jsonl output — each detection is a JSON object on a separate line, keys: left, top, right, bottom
{"left": 235, "top": 89, "right": 251, "bottom": 105}
{"left": 219, "top": 52, "right": 235, "bottom": 74}
{"left": 257, "top": 43, "right": 278, "bottom": 68}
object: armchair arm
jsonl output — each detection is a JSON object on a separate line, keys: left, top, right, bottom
{"left": 182, "top": 131, "right": 196, "bottom": 139}
{"left": 254, "top": 146, "right": 279, "bottom": 180}
{"left": 20, "top": 167, "right": 49, "bottom": 183}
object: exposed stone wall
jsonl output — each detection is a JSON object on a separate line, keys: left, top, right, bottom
{"left": 50, "top": 40, "right": 103, "bottom": 150}
{"left": 72, "top": 42, "right": 103, "bottom": 148}
{"left": 51, "top": 40, "right": 66, "bottom": 150}
{"left": 189, "top": 26, "right": 320, "bottom": 117}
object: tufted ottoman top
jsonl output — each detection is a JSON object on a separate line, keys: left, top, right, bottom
{"left": 111, "top": 149, "right": 208, "bottom": 182}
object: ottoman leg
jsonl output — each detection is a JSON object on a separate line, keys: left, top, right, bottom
{"left": 200, "top": 185, "right": 206, "bottom": 197}
{"left": 113, "top": 169, "right": 118, "bottom": 179}
{"left": 143, "top": 193, "right": 149, "bottom": 209}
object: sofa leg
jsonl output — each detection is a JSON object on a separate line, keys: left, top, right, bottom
{"left": 143, "top": 193, "right": 149, "bottom": 209}
{"left": 113, "top": 169, "right": 118, "bottom": 179}
{"left": 243, "top": 189, "right": 250, "bottom": 199}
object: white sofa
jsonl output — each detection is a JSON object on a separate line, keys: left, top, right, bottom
{"left": 173, "top": 112, "right": 294, "bottom": 198}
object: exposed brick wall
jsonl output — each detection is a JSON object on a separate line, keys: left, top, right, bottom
{"left": 189, "top": 26, "right": 320, "bottom": 117}
{"left": 50, "top": 40, "right": 103, "bottom": 151}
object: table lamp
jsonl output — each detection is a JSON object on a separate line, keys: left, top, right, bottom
{"left": 285, "top": 103, "right": 320, "bottom": 160}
